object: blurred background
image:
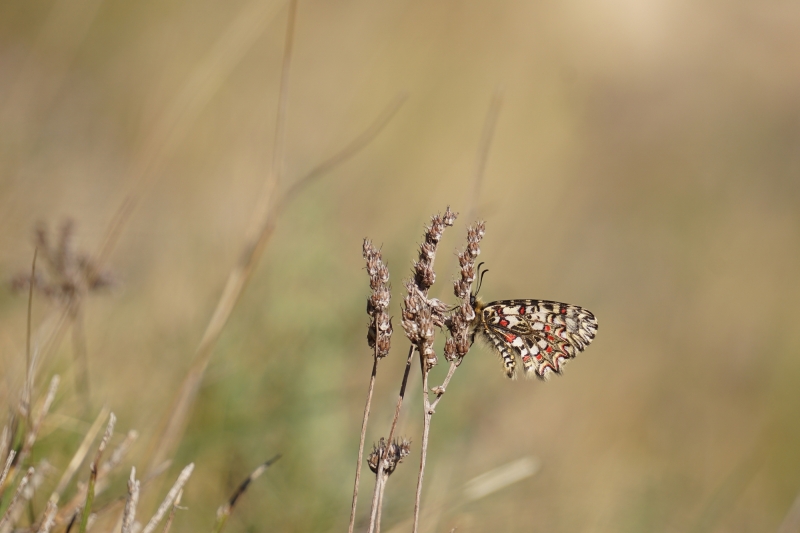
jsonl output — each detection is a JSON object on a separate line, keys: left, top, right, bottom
{"left": 1, "top": 0, "right": 800, "bottom": 531}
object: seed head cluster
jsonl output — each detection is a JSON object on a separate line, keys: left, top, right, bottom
{"left": 367, "top": 437, "right": 411, "bottom": 476}
{"left": 402, "top": 208, "right": 457, "bottom": 370}
{"left": 363, "top": 239, "right": 392, "bottom": 358}
{"left": 413, "top": 207, "right": 456, "bottom": 292}
{"left": 445, "top": 222, "right": 485, "bottom": 363}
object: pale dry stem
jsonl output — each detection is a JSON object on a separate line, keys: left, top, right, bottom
{"left": 52, "top": 405, "right": 110, "bottom": 513}
{"left": 141, "top": 463, "right": 194, "bottom": 533}
{"left": 0, "top": 466, "right": 34, "bottom": 533}
{"left": 0, "top": 451, "right": 15, "bottom": 494}
{"left": 348, "top": 354, "right": 378, "bottom": 533}
{"left": 36, "top": 500, "right": 58, "bottom": 533}
{"left": 161, "top": 488, "right": 182, "bottom": 533}
{"left": 121, "top": 468, "right": 140, "bottom": 533}
{"left": 367, "top": 346, "right": 414, "bottom": 533}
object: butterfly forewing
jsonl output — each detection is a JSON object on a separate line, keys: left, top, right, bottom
{"left": 476, "top": 299, "right": 598, "bottom": 379}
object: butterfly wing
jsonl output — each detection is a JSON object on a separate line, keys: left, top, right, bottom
{"left": 480, "top": 299, "right": 598, "bottom": 379}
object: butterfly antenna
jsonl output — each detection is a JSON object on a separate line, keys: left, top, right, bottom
{"left": 475, "top": 265, "right": 489, "bottom": 296}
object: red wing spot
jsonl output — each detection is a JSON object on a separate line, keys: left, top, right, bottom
{"left": 522, "top": 355, "right": 531, "bottom": 363}
{"left": 547, "top": 335, "right": 554, "bottom": 341}
{"left": 546, "top": 345, "right": 553, "bottom": 353}
{"left": 560, "top": 307, "right": 567, "bottom": 314}
{"left": 535, "top": 354, "right": 543, "bottom": 360}
{"left": 499, "top": 319, "right": 509, "bottom": 327}
{"left": 519, "top": 306, "right": 526, "bottom": 315}
{"left": 544, "top": 325, "right": 551, "bottom": 332}
{"left": 504, "top": 333, "right": 517, "bottom": 343}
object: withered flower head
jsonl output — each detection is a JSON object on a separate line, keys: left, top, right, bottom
{"left": 364, "top": 239, "right": 392, "bottom": 358}
{"left": 446, "top": 222, "right": 485, "bottom": 362}
{"left": 368, "top": 437, "right": 412, "bottom": 476}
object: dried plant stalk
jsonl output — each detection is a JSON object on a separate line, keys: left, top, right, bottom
{"left": 367, "top": 208, "right": 456, "bottom": 533}
{"left": 0, "top": 466, "right": 34, "bottom": 533}
{"left": 348, "top": 240, "right": 392, "bottom": 533}
{"left": 411, "top": 222, "right": 484, "bottom": 533}
{"left": 0, "top": 450, "right": 15, "bottom": 495}
{"left": 141, "top": 463, "right": 194, "bottom": 533}
{"left": 52, "top": 405, "right": 110, "bottom": 511}
{"left": 161, "top": 488, "right": 182, "bottom": 533}
{"left": 121, "top": 467, "right": 140, "bottom": 533}
{"left": 36, "top": 500, "right": 58, "bottom": 533}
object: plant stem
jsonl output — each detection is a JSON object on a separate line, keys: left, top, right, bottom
{"left": 412, "top": 367, "right": 431, "bottom": 533}
{"left": 348, "top": 353, "right": 379, "bottom": 533}
{"left": 367, "top": 345, "right": 414, "bottom": 533}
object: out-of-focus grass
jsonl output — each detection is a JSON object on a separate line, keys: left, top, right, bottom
{"left": 2, "top": 1, "right": 800, "bottom": 532}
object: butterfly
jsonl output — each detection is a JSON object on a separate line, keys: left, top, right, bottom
{"left": 469, "top": 266, "right": 598, "bottom": 379}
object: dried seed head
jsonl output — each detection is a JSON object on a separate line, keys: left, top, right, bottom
{"left": 364, "top": 238, "right": 393, "bottom": 358}
{"left": 412, "top": 207, "right": 458, "bottom": 292}
{"left": 445, "top": 222, "right": 486, "bottom": 363}
{"left": 368, "top": 437, "right": 412, "bottom": 476}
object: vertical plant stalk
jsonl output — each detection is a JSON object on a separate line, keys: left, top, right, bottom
{"left": 351, "top": 240, "right": 392, "bottom": 533}
{"left": 412, "top": 368, "right": 432, "bottom": 533}
{"left": 368, "top": 208, "right": 456, "bottom": 533}
{"left": 348, "top": 353, "right": 378, "bottom": 533}
{"left": 411, "top": 221, "right": 484, "bottom": 533}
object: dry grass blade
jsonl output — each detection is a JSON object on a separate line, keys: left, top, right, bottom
{"left": 0, "top": 466, "right": 34, "bottom": 533}
{"left": 213, "top": 454, "right": 281, "bottom": 533}
{"left": 161, "top": 488, "right": 182, "bottom": 533}
{"left": 463, "top": 457, "right": 540, "bottom": 501}
{"left": 146, "top": 89, "right": 407, "bottom": 473}
{"left": 0, "top": 450, "right": 15, "bottom": 495}
{"left": 15, "top": 375, "right": 60, "bottom": 475}
{"left": 121, "top": 467, "right": 140, "bottom": 533}
{"left": 52, "top": 405, "right": 110, "bottom": 509}
{"left": 36, "top": 500, "right": 58, "bottom": 533}
{"left": 58, "top": 428, "right": 138, "bottom": 523}
{"left": 146, "top": 0, "right": 299, "bottom": 473}
{"left": 141, "top": 463, "right": 194, "bottom": 533}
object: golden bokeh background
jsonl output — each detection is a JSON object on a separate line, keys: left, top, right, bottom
{"left": 1, "top": 1, "right": 800, "bottom": 531}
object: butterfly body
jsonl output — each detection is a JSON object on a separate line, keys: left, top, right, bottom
{"left": 471, "top": 297, "right": 598, "bottom": 379}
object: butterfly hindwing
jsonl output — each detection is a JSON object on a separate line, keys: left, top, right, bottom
{"left": 476, "top": 299, "right": 598, "bottom": 379}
